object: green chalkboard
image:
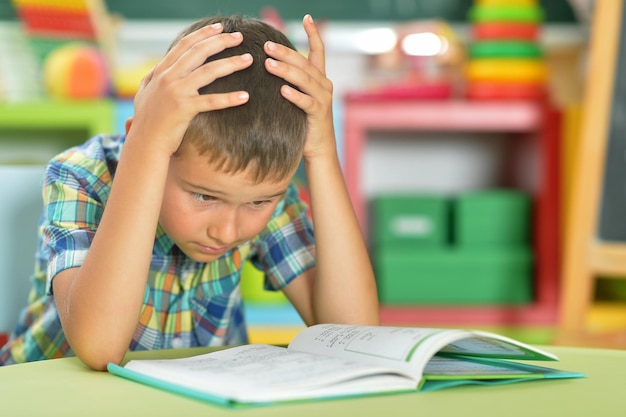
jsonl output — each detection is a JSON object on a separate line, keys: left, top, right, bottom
{"left": 0, "top": 0, "right": 577, "bottom": 22}
{"left": 597, "top": 1, "right": 626, "bottom": 242}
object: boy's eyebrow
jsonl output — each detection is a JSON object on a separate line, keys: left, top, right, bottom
{"left": 183, "top": 181, "right": 288, "bottom": 200}
{"left": 253, "top": 191, "right": 288, "bottom": 200}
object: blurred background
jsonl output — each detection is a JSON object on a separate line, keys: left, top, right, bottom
{"left": 1, "top": 0, "right": 624, "bottom": 349}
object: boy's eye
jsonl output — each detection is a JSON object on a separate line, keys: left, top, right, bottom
{"left": 193, "top": 192, "right": 215, "bottom": 202}
{"left": 249, "top": 200, "right": 270, "bottom": 208}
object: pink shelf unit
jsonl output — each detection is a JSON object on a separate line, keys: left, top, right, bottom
{"left": 343, "top": 96, "right": 561, "bottom": 326}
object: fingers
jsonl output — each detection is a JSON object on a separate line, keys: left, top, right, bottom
{"left": 263, "top": 39, "right": 332, "bottom": 114}
{"left": 302, "top": 14, "right": 326, "bottom": 75}
{"left": 157, "top": 22, "right": 223, "bottom": 72}
{"left": 263, "top": 45, "right": 329, "bottom": 98}
{"left": 186, "top": 52, "right": 253, "bottom": 96}
{"left": 175, "top": 32, "right": 246, "bottom": 77}
{"left": 263, "top": 15, "right": 330, "bottom": 94}
{"left": 142, "top": 27, "right": 253, "bottom": 114}
{"left": 265, "top": 56, "right": 331, "bottom": 115}
{"left": 193, "top": 90, "right": 250, "bottom": 112}
{"left": 278, "top": 84, "right": 318, "bottom": 114}
{"left": 155, "top": 29, "right": 245, "bottom": 84}
{"left": 138, "top": 66, "right": 155, "bottom": 91}
{"left": 189, "top": 53, "right": 253, "bottom": 111}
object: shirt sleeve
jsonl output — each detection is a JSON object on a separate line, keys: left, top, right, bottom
{"left": 250, "top": 182, "right": 316, "bottom": 291}
{"left": 40, "top": 137, "right": 113, "bottom": 294}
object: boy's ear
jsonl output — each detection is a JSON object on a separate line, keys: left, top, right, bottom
{"left": 125, "top": 117, "right": 133, "bottom": 135}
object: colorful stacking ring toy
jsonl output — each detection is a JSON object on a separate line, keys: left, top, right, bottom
{"left": 474, "top": 0, "right": 539, "bottom": 6}
{"left": 472, "top": 22, "right": 540, "bottom": 41}
{"left": 468, "top": 5, "right": 545, "bottom": 23}
{"left": 466, "top": 0, "right": 545, "bottom": 101}
{"left": 466, "top": 82, "right": 546, "bottom": 100}
{"left": 466, "top": 58, "right": 547, "bottom": 83}
{"left": 469, "top": 41, "right": 542, "bottom": 58}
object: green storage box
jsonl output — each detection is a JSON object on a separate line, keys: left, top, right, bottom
{"left": 372, "top": 194, "right": 450, "bottom": 248}
{"left": 455, "top": 189, "right": 531, "bottom": 246}
{"left": 375, "top": 247, "right": 533, "bottom": 305}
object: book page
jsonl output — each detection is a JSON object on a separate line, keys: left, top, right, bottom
{"left": 422, "top": 355, "right": 584, "bottom": 382}
{"left": 423, "top": 356, "right": 545, "bottom": 379}
{"left": 288, "top": 324, "right": 557, "bottom": 376}
{"left": 123, "top": 344, "right": 416, "bottom": 403}
{"left": 287, "top": 324, "right": 456, "bottom": 374}
{"left": 437, "top": 331, "right": 558, "bottom": 360}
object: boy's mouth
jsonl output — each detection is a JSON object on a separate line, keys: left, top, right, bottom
{"left": 193, "top": 242, "right": 229, "bottom": 256}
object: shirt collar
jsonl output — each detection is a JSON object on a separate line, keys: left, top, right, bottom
{"left": 153, "top": 223, "right": 176, "bottom": 255}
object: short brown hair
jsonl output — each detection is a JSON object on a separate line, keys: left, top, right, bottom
{"left": 172, "top": 15, "right": 307, "bottom": 183}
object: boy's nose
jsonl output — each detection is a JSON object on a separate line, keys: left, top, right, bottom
{"left": 207, "top": 211, "right": 238, "bottom": 246}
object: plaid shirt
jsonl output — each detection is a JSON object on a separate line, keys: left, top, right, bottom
{"left": 0, "top": 135, "right": 315, "bottom": 365}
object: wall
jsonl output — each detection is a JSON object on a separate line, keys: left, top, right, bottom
{"left": 0, "top": 0, "right": 578, "bottom": 22}
{"left": 0, "top": 16, "right": 587, "bottom": 192}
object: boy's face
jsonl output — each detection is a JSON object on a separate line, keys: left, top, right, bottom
{"left": 159, "top": 143, "right": 293, "bottom": 263}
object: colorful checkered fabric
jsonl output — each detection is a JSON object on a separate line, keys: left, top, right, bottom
{"left": 0, "top": 135, "right": 315, "bottom": 365}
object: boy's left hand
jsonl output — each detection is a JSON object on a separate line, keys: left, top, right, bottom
{"left": 264, "top": 14, "right": 335, "bottom": 160}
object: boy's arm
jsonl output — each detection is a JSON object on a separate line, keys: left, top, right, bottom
{"left": 52, "top": 24, "right": 253, "bottom": 371}
{"left": 267, "top": 15, "right": 379, "bottom": 325}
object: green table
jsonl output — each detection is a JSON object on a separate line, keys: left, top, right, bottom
{"left": 1, "top": 345, "right": 624, "bottom": 416}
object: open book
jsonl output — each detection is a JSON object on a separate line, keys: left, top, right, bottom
{"left": 108, "top": 324, "right": 584, "bottom": 407}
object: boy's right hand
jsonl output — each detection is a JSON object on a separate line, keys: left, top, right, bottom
{"left": 127, "top": 22, "right": 252, "bottom": 156}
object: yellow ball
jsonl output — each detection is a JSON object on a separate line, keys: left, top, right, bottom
{"left": 43, "top": 43, "right": 109, "bottom": 99}
{"left": 113, "top": 60, "right": 158, "bottom": 99}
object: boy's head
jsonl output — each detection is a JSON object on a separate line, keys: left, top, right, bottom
{"left": 172, "top": 15, "right": 307, "bottom": 183}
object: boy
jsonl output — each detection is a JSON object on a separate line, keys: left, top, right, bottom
{"left": 0, "top": 15, "right": 379, "bottom": 370}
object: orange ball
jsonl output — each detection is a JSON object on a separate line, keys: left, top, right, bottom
{"left": 43, "top": 44, "right": 109, "bottom": 99}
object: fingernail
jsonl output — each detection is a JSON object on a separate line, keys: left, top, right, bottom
{"left": 241, "top": 53, "right": 252, "bottom": 61}
{"left": 266, "top": 58, "right": 278, "bottom": 67}
{"left": 266, "top": 41, "right": 277, "bottom": 51}
{"left": 211, "top": 22, "right": 222, "bottom": 30}
{"left": 231, "top": 32, "right": 242, "bottom": 38}
{"left": 239, "top": 92, "right": 249, "bottom": 100}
